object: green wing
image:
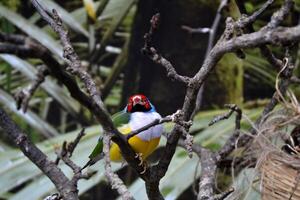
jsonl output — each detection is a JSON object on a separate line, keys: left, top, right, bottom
{"left": 88, "top": 111, "right": 130, "bottom": 159}
{"left": 82, "top": 111, "right": 131, "bottom": 169}
{"left": 89, "top": 137, "right": 103, "bottom": 159}
{"left": 112, "top": 110, "right": 131, "bottom": 128}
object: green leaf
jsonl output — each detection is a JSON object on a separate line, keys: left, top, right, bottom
{"left": 0, "top": 54, "right": 81, "bottom": 119}
{"left": 0, "top": 89, "right": 59, "bottom": 138}
{"left": 0, "top": 5, "right": 63, "bottom": 58}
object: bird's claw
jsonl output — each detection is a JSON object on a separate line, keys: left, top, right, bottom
{"left": 134, "top": 153, "right": 144, "bottom": 166}
{"left": 140, "top": 164, "right": 147, "bottom": 174}
{"left": 134, "top": 153, "right": 147, "bottom": 174}
{"left": 134, "top": 152, "right": 143, "bottom": 159}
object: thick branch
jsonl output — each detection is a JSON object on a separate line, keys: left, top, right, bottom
{"left": 0, "top": 108, "right": 78, "bottom": 200}
{"left": 30, "top": 0, "right": 151, "bottom": 179}
{"left": 31, "top": 0, "right": 115, "bottom": 132}
{"left": 103, "top": 133, "right": 133, "bottom": 200}
{"left": 0, "top": 32, "right": 90, "bottom": 125}
{"left": 143, "top": 1, "right": 296, "bottom": 199}
{"left": 197, "top": 148, "right": 217, "bottom": 200}
{"left": 235, "top": 0, "right": 283, "bottom": 69}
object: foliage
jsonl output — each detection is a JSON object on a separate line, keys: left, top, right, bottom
{"left": 0, "top": 0, "right": 297, "bottom": 199}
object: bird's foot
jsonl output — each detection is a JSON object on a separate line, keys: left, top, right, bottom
{"left": 134, "top": 153, "right": 143, "bottom": 165}
{"left": 134, "top": 153, "right": 147, "bottom": 174}
{"left": 140, "top": 161, "right": 148, "bottom": 174}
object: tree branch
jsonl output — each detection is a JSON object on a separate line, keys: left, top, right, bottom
{"left": 142, "top": 0, "right": 296, "bottom": 199}
{"left": 103, "top": 133, "right": 133, "bottom": 200}
{"left": 30, "top": 0, "right": 153, "bottom": 179}
{"left": 142, "top": 13, "right": 191, "bottom": 84}
{"left": 14, "top": 65, "right": 49, "bottom": 113}
{"left": 126, "top": 110, "right": 192, "bottom": 140}
{"left": 0, "top": 108, "right": 78, "bottom": 199}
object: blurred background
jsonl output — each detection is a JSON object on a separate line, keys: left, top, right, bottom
{"left": 0, "top": 0, "right": 300, "bottom": 199}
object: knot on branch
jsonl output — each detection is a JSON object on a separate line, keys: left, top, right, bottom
{"left": 224, "top": 17, "right": 235, "bottom": 40}
{"left": 181, "top": 128, "right": 194, "bottom": 158}
{"left": 63, "top": 46, "right": 74, "bottom": 59}
{"left": 171, "top": 110, "right": 193, "bottom": 129}
{"left": 44, "top": 193, "right": 62, "bottom": 200}
{"left": 15, "top": 134, "right": 27, "bottom": 145}
{"left": 52, "top": 9, "right": 62, "bottom": 26}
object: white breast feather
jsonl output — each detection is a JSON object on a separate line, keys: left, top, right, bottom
{"left": 129, "top": 112, "right": 163, "bottom": 141}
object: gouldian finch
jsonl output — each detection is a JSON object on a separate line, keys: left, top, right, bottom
{"left": 82, "top": 94, "right": 163, "bottom": 169}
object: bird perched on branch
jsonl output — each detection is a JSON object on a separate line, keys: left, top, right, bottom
{"left": 82, "top": 94, "right": 163, "bottom": 170}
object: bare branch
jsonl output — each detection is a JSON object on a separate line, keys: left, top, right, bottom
{"left": 126, "top": 110, "right": 192, "bottom": 140}
{"left": 55, "top": 129, "right": 86, "bottom": 165}
{"left": 216, "top": 105, "right": 242, "bottom": 160}
{"left": 235, "top": 0, "right": 283, "bottom": 69}
{"left": 143, "top": 47, "right": 191, "bottom": 84}
{"left": 213, "top": 188, "right": 234, "bottom": 200}
{"left": 67, "top": 128, "right": 86, "bottom": 157}
{"left": 208, "top": 104, "right": 240, "bottom": 126}
{"left": 197, "top": 148, "right": 217, "bottom": 200}
{"left": 14, "top": 65, "right": 49, "bottom": 113}
{"left": 30, "top": 0, "right": 152, "bottom": 178}
{"left": 31, "top": 0, "right": 116, "bottom": 133}
{"left": 267, "top": 0, "right": 294, "bottom": 29}
{"left": 190, "top": 0, "right": 230, "bottom": 117}
{"left": 182, "top": 128, "right": 194, "bottom": 158}
{"left": 0, "top": 108, "right": 78, "bottom": 199}
{"left": 2, "top": 0, "right": 297, "bottom": 199}
{"left": 0, "top": 32, "right": 90, "bottom": 125}
{"left": 103, "top": 133, "right": 133, "bottom": 200}
{"left": 235, "top": 0, "right": 274, "bottom": 29}
{"left": 142, "top": 13, "right": 191, "bottom": 84}
{"left": 142, "top": 1, "right": 296, "bottom": 199}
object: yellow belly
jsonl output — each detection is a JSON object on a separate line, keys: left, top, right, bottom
{"left": 109, "top": 126, "right": 160, "bottom": 162}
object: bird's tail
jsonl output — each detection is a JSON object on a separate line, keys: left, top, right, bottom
{"left": 81, "top": 152, "right": 104, "bottom": 171}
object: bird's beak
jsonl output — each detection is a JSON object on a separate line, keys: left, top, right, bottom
{"left": 133, "top": 98, "right": 141, "bottom": 106}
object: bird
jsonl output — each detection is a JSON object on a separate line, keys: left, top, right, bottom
{"left": 82, "top": 94, "right": 163, "bottom": 170}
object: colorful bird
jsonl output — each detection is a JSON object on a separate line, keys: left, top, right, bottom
{"left": 82, "top": 94, "right": 163, "bottom": 169}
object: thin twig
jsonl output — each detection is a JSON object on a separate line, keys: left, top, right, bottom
{"left": 126, "top": 110, "right": 192, "bottom": 140}
{"left": 142, "top": 13, "right": 191, "bottom": 84}
{"left": 216, "top": 105, "right": 242, "bottom": 160}
{"left": 14, "top": 65, "right": 49, "bottom": 113}
{"left": 67, "top": 128, "right": 86, "bottom": 157}
{"left": 103, "top": 133, "right": 133, "bottom": 200}
{"left": 190, "top": 0, "right": 230, "bottom": 117}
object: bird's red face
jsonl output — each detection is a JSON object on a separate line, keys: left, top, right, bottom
{"left": 126, "top": 94, "right": 151, "bottom": 113}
